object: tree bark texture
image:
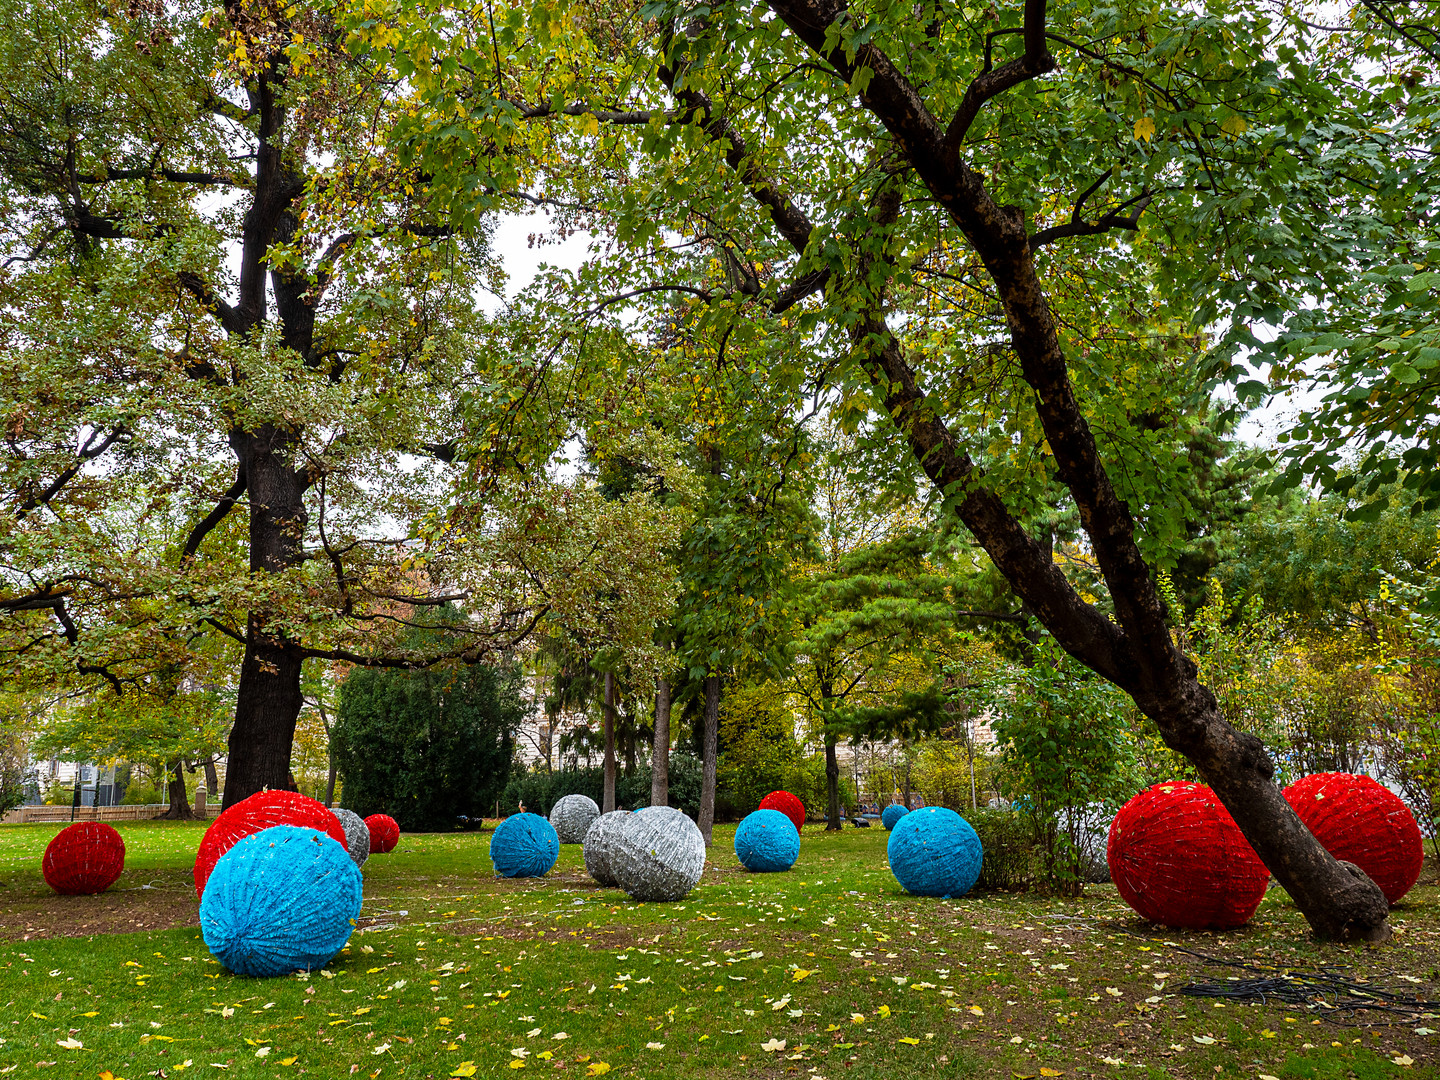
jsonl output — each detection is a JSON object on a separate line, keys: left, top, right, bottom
{"left": 651, "top": 675, "right": 671, "bottom": 807}
{"left": 602, "top": 669, "right": 617, "bottom": 813}
{"left": 697, "top": 674, "right": 721, "bottom": 845}
{"left": 825, "top": 736, "right": 841, "bottom": 831}
{"left": 665, "top": 0, "right": 1392, "bottom": 939}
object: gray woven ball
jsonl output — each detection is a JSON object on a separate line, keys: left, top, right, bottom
{"left": 582, "top": 810, "right": 633, "bottom": 887}
{"left": 610, "top": 806, "right": 706, "bottom": 902}
{"left": 549, "top": 794, "right": 601, "bottom": 844}
{"left": 330, "top": 808, "right": 371, "bottom": 868}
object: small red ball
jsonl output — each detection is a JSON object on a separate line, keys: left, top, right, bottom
{"left": 43, "top": 822, "right": 126, "bottom": 895}
{"left": 1284, "top": 772, "right": 1423, "bottom": 905}
{"left": 758, "top": 791, "right": 806, "bottom": 833}
{"left": 1108, "top": 781, "right": 1270, "bottom": 930}
{"left": 365, "top": 814, "right": 400, "bottom": 854}
{"left": 194, "top": 790, "right": 347, "bottom": 897}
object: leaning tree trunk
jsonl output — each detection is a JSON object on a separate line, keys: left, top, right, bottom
{"left": 602, "top": 670, "right": 617, "bottom": 813}
{"left": 697, "top": 674, "right": 721, "bottom": 845}
{"left": 662, "top": 2, "right": 1394, "bottom": 938}
{"left": 162, "top": 757, "right": 195, "bottom": 820}
{"left": 651, "top": 674, "right": 671, "bottom": 807}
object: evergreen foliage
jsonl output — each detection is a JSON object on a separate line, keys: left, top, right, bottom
{"left": 334, "top": 649, "right": 526, "bottom": 831}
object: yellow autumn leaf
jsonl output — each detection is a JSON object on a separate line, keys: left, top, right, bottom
{"left": 1133, "top": 117, "right": 1156, "bottom": 142}
{"left": 968, "top": 1005, "right": 984, "bottom": 1016}
{"left": 792, "top": 969, "right": 814, "bottom": 982}
{"left": 898, "top": 1036, "right": 920, "bottom": 1045}
{"left": 586, "top": 1064, "right": 611, "bottom": 1077}
{"left": 508, "top": 1061, "right": 526, "bottom": 1070}
{"left": 450, "top": 1064, "right": 478, "bottom": 1078}
{"left": 1040, "top": 1070, "right": 1064, "bottom": 1077}
{"left": 579, "top": 113, "right": 600, "bottom": 138}
{"left": 877, "top": 1005, "right": 891, "bottom": 1018}
{"left": 1220, "top": 114, "right": 1249, "bottom": 137}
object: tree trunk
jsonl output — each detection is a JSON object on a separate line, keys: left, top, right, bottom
{"left": 901, "top": 745, "right": 911, "bottom": 811}
{"left": 825, "top": 735, "right": 841, "bottom": 830}
{"left": 697, "top": 673, "right": 721, "bottom": 845}
{"left": 222, "top": 432, "right": 309, "bottom": 810}
{"left": 661, "top": 9, "right": 1393, "bottom": 938}
{"left": 820, "top": 669, "right": 840, "bottom": 830}
{"left": 162, "top": 757, "right": 195, "bottom": 820}
{"left": 651, "top": 675, "right": 671, "bottom": 807}
{"left": 325, "top": 757, "right": 338, "bottom": 808}
{"left": 602, "top": 669, "right": 617, "bottom": 813}
{"left": 203, "top": 756, "right": 219, "bottom": 796}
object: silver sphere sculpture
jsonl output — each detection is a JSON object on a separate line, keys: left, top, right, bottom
{"left": 549, "top": 794, "right": 601, "bottom": 844}
{"left": 330, "top": 807, "right": 371, "bottom": 868}
{"left": 583, "top": 810, "right": 632, "bottom": 887}
{"left": 611, "top": 806, "right": 707, "bottom": 902}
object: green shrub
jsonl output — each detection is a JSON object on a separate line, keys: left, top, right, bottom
{"left": 499, "top": 749, "right": 706, "bottom": 821}
{"left": 967, "top": 807, "right": 1034, "bottom": 892}
{"left": 334, "top": 644, "right": 525, "bottom": 831}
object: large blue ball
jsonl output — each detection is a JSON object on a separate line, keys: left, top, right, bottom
{"left": 887, "top": 807, "right": 983, "bottom": 898}
{"left": 734, "top": 809, "right": 800, "bottom": 873}
{"left": 200, "top": 825, "right": 363, "bottom": 978}
{"left": 881, "top": 804, "right": 909, "bottom": 830}
{"left": 490, "top": 812, "right": 559, "bottom": 878}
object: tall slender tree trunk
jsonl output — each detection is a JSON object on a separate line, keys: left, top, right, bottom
{"left": 602, "top": 670, "right": 617, "bottom": 813}
{"left": 819, "top": 669, "right": 841, "bottom": 830}
{"left": 901, "top": 743, "right": 911, "bottom": 811}
{"left": 162, "top": 757, "right": 195, "bottom": 820}
{"left": 698, "top": 674, "right": 721, "bottom": 845}
{"left": 825, "top": 736, "right": 841, "bottom": 830}
{"left": 651, "top": 675, "right": 671, "bottom": 807}
{"left": 203, "top": 756, "right": 219, "bottom": 796}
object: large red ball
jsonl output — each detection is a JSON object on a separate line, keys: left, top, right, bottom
{"left": 365, "top": 813, "right": 400, "bottom": 854}
{"left": 1108, "top": 782, "right": 1270, "bottom": 930}
{"left": 193, "top": 790, "right": 347, "bottom": 897}
{"left": 43, "top": 822, "right": 126, "bottom": 895}
{"left": 758, "top": 791, "right": 806, "bottom": 833}
{"left": 1283, "top": 773, "right": 1424, "bottom": 905}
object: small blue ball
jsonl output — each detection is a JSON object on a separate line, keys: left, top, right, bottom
{"left": 200, "top": 825, "right": 363, "bottom": 978}
{"left": 887, "top": 807, "right": 983, "bottom": 898}
{"left": 734, "top": 809, "right": 800, "bottom": 873}
{"left": 881, "top": 804, "right": 909, "bottom": 830}
{"left": 490, "top": 812, "right": 559, "bottom": 878}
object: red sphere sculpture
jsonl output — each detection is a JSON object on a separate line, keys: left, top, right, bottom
{"left": 43, "top": 822, "right": 126, "bottom": 895}
{"left": 758, "top": 791, "right": 806, "bottom": 833}
{"left": 365, "top": 814, "right": 400, "bottom": 854}
{"left": 193, "top": 790, "right": 347, "bottom": 897}
{"left": 1284, "top": 772, "right": 1423, "bottom": 905}
{"left": 1108, "top": 781, "right": 1270, "bottom": 930}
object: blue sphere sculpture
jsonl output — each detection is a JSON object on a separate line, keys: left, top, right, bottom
{"left": 490, "top": 812, "right": 559, "bottom": 878}
{"left": 200, "top": 825, "right": 363, "bottom": 978}
{"left": 881, "top": 804, "right": 909, "bottom": 830}
{"left": 887, "top": 807, "right": 983, "bottom": 898}
{"left": 734, "top": 809, "right": 800, "bottom": 873}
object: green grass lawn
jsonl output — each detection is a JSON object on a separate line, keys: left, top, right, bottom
{"left": 1, "top": 820, "right": 1438, "bottom": 1079}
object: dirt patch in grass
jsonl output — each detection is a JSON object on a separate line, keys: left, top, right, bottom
{"left": 0, "top": 880, "right": 199, "bottom": 941}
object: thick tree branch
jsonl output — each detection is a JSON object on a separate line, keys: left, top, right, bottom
{"left": 182, "top": 469, "right": 248, "bottom": 560}
{"left": 16, "top": 423, "right": 128, "bottom": 516}
{"left": 177, "top": 271, "right": 247, "bottom": 336}
{"left": 945, "top": 1, "right": 1057, "bottom": 152}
